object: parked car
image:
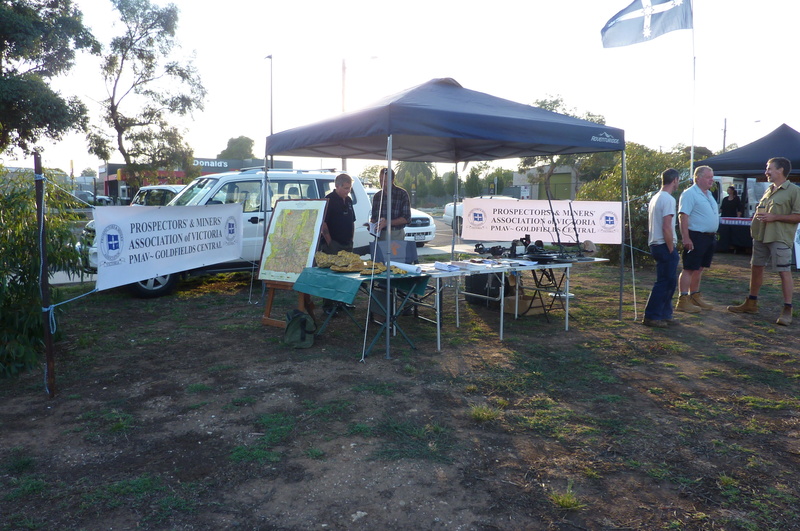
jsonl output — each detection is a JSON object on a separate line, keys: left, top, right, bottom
{"left": 72, "top": 190, "right": 113, "bottom": 206}
{"left": 130, "top": 184, "right": 185, "bottom": 206}
{"left": 78, "top": 168, "right": 373, "bottom": 297}
{"left": 443, "top": 195, "right": 516, "bottom": 236}
{"left": 364, "top": 187, "right": 436, "bottom": 247}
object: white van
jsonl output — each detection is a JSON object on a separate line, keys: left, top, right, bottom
{"left": 79, "top": 168, "right": 372, "bottom": 297}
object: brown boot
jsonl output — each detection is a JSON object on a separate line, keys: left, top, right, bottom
{"left": 690, "top": 292, "right": 714, "bottom": 310}
{"left": 676, "top": 294, "right": 701, "bottom": 313}
{"left": 727, "top": 298, "right": 758, "bottom": 314}
{"left": 776, "top": 306, "right": 793, "bottom": 326}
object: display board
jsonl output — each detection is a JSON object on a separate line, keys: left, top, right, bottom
{"left": 258, "top": 199, "right": 326, "bottom": 283}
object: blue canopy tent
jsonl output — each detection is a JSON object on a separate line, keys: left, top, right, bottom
{"left": 699, "top": 123, "right": 800, "bottom": 178}
{"left": 265, "top": 78, "right": 627, "bottom": 356}
{"left": 266, "top": 78, "right": 625, "bottom": 162}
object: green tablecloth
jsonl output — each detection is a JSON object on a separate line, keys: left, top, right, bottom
{"left": 293, "top": 267, "right": 429, "bottom": 304}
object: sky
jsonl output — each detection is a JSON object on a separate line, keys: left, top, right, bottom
{"left": 4, "top": 0, "right": 799, "bottom": 178}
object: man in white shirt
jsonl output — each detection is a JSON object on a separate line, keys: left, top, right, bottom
{"left": 643, "top": 168, "right": 680, "bottom": 327}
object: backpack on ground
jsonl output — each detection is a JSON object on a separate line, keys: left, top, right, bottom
{"left": 282, "top": 309, "right": 317, "bottom": 348}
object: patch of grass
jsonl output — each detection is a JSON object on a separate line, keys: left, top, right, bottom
{"left": 347, "top": 423, "right": 376, "bottom": 437}
{"left": 736, "top": 395, "right": 797, "bottom": 410}
{"left": 302, "top": 399, "right": 352, "bottom": 420}
{"left": 229, "top": 445, "right": 282, "bottom": 464}
{"left": 671, "top": 397, "right": 731, "bottom": 420}
{"left": 255, "top": 412, "right": 296, "bottom": 446}
{"left": 548, "top": 480, "right": 586, "bottom": 510}
{"left": 469, "top": 404, "right": 502, "bottom": 423}
{"left": 488, "top": 396, "right": 510, "bottom": 408}
{"left": 582, "top": 467, "right": 601, "bottom": 479}
{"left": 511, "top": 405, "right": 592, "bottom": 439}
{"left": 3, "top": 447, "right": 34, "bottom": 474}
{"left": 79, "top": 408, "right": 135, "bottom": 436}
{"left": 304, "top": 447, "right": 326, "bottom": 460}
{"left": 3, "top": 476, "right": 48, "bottom": 501}
{"left": 372, "top": 418, "right": 455, "bottom": 462}
{"left": 186, "top": 383, "right": 213, "bottom": 393}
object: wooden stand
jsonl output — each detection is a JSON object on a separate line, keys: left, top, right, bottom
{"left": 262, "top": 281, "right": 315, "bottom": 328}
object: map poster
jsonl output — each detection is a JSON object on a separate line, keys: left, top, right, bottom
{"left": 258, "top": 199, "right": 327, "bottom": 283}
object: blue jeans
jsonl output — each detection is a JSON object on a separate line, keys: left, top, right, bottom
{"left": 644, "top": 244, "right": 679, "bottom": 321}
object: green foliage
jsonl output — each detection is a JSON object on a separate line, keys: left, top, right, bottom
{"left": 484, "top": 167, "right": 512, "bottom": 194}
{"left": 0, "top": 168, "right": 82, "bottom": 377}
{"left": 218, "top": 136, "right": 255, "bottom": 159}
{"left": 395, "top": 161, "right": 435, "bottom": 182}
{"left": 87, "top": 0, "right": 207, "bottom": 187}
{"left": 576, "top": 142, "right": 688, "bottom": 262}
{"left": 358, "top": 164, "right": 382, "bottom": 187}
{"left": 463, "top": 163, "right": 489, "bottom": 197}
{"left": 428, "top": 175, "right": 446, "bottom": 197}
{"left": 0, "top": 0, "right": 99, "bottom": 154}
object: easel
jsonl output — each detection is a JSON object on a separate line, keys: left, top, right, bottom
{"left": 261, "top": 280, "right": 315, "bottom": 328}
{"left": 257, "top": 199, "right": 328, "bottom": 328}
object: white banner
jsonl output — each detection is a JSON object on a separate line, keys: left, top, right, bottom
{"left": 93, "top": 205, "right": 243, "bottom": 291}
{"left": 460, "top": 199, "right": 623, "bottom": 245}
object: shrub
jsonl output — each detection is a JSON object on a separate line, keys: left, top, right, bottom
{"left": 0, "top": 167, "right": 83, "bottom": 376}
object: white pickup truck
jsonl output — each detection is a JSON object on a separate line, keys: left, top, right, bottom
{"left": 79, "top": 168, "right": 373, "bottom": 297}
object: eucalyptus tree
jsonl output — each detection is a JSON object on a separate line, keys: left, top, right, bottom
{"left": 87, "top": 0, "right": 206, "bottom": 186}
{"left": 0, "top": 0, "right": 99, "bottom": 154}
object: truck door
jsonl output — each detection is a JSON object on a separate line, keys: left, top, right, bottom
{"left": 207, "top": 178, "right": 264, "bottom": 261}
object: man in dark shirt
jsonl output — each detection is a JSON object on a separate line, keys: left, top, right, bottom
{"left": 321, "top": 173, "right": 356, "bottom": 254}
{"left": 370, "top": 167, "right": 411, "bottom": 240}
{"left": 320, "top": 174, "right": 356, "bottom": 315}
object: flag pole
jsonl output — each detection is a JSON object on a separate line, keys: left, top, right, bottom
{"left": 690, "top": 0, "right": 696, "bottom": 175}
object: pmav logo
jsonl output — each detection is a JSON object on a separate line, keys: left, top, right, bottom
{"left": 100, "top": 224, "right": 124, "bottom": 262}
{"left": 225, "top": 216, "right": 238, "bottom": 244}
{"left": 599, "top": 211, "right": 618, "bottom": 232}
{"left": 467, "top": 208, "right": 487, "bottom": 227}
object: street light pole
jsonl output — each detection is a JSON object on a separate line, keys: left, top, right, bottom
{"left": 341, "top": 58, "right": 347, "bottom": 172}
{"left": 266, "top": 54, "right": 274, "bottom": 169}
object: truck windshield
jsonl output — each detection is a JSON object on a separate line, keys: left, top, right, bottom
{"left": 169, "top": 177, "right": 218, "bottom": 206}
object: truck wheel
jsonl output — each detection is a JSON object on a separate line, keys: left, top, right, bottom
{"left": 453, "top": 216, "right": 463, "bottom": 237}
{"left": 128, "top": 273, "right": 179, "bottom": 298}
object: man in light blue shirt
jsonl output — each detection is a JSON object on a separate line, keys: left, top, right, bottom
{"left": 676, "top": 165, "right": 719, "bottom": 313}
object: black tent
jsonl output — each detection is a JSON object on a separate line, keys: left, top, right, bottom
{"left": 265, "top": 78, "right": 629, "bottom": 356}
{"left": 265, "top": 78, "right": 625, "bottom": 161}
{"left": 699, "top": 123, "right": 800, "bottom": 177}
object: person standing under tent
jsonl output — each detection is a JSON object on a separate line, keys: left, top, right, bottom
{"left": 320, "top": 173, "right": 356, "bottom": 314}
{"left": 643, "top": 168, "right": 680, "bottom": 328}
{"left": 728, "top": 157, "right": 800, "bottom": 326}
{"left": 321, "top": 173, "right": 356, "bottom": 255}
{"left": 370, "top": 167, "right": 410, "bottom": 241}
{"left": 720, "top": 186, "right": 743, "bottom": 217}
{"left": 675, "top": 165, "right": 719, "bottom": 313}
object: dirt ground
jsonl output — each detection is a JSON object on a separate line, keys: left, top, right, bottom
{"left": 1, "top": 252, "right": 800, "bottom": 530}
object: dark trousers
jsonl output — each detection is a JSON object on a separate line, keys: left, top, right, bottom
{"left": 644, "top": 243, "right": 679, "bottom": 321}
